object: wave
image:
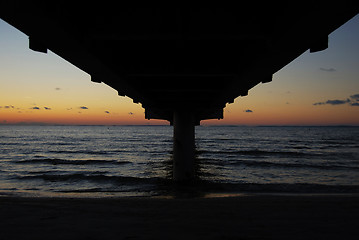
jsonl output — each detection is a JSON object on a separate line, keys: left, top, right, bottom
{"left": 48, "top": 150, "right": 114, "bottom": 155}
{"left": 17, "top": 173, "right": 160, "bottom": 185}
{"left": 197, "top": 149, "right": 310, "bottom": 157}
{"left": 56, "top": 188, "right": 134, "bottom": 193}
{"left": 200, "top": 158, "right": 359, "bottom": 170}
{"left": 15, "top": 158, "right": 131, "bottom": 165}
{"left": 197, "top": 149, "right": 359, "bottom": 162}
{"left": 57, "top": 183, "right": 359, "bottom": 195}
{"left": 201, "top": 181, "right": 359, "bottom": 193}
{"left": 320, "top": 140, "right": 355, "bottom": 145}
{"left": 0, "top": 142, "right": 28, "bottom": 146}
{"left": 13, "top": 172, "right": 359, "bottom": 195}
{"left": 16, "top": 172, "right": 359, "bottom": 194}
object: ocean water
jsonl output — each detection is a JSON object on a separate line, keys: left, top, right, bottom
{"left": 0, "top": 125, "right": 358, "bottom": 198}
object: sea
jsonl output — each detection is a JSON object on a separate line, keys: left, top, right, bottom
{"left": 0, "top": 125, "right": 358, "bottom": 198}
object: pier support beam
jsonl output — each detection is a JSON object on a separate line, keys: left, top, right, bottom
{"left": 173, "top": 110, "right": 195, "bottom": 182}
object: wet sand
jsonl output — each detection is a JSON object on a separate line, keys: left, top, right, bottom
{"left": 0, "top": 194, "right": 358, "bottom": 240}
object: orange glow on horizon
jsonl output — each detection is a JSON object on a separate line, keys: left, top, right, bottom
{"left": 0, "top": 108, "right": 168, "bottom": 125}
{"left": 1, "top": 96, "right": 359, "bottom": 126}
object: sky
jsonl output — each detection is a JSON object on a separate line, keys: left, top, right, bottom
{"left": 0, "top": 15, "right": 359, "bottom": 126}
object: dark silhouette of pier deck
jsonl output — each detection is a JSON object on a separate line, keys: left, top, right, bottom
{"left": 1, "top": 3, "right": 358, "bottom": 181}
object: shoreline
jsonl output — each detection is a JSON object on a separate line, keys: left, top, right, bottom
{"left": 2, "top": 190, "right": 359, "bottom": 200}
{"left": 1, "top": 194, "right": 358, "bottom": 239}
{"left": 2, "top": 188, "right": 359, "bottom": 200}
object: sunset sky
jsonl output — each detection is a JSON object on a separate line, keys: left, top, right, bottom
{"left": 1, "top": 14, "right": 359, "bottom": 126}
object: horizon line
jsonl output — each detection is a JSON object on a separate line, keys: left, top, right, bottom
{"left": 1, "top": 122, "right": 359, "bottom": 127}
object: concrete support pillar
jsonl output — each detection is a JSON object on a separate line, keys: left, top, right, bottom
{"left": 173, "top": 110, "right": 195, "bottom": 182}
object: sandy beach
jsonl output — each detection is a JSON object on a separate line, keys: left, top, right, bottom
{"left": 0, "top": 194, "right": 358, "bottom": 240}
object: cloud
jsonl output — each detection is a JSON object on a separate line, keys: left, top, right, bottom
{"left": 4, "top": 105, "right": 15, "bottom": 109}
{"left": 104, "top": 111, "right": 110, "bottom": 114}
{"left": 44, "top": 107, "right": 51, "bottom": 110}
{"left": 313, "top": 99, "right": 350, "bottom": 106}
{"left": 313, "top": 94, "right": 359, "bottom": 107}
{"left": 79, "top": 106, "right": 88, "bottom": 110}
{"left": 313, "top": 102, "right": 325, "bottom": 106}
{"left": 319, "top": 67, "right": 336, "bottom": 72}
{"left": 30, "top": 107, "right": 40, "bottom": 110}
{"left": 244, "top": 109, "right": 253, "bottom": 113}
{"left": 350, "top": 94, "right": 359, "bottom": 101}
{"left": 326, "top": 99, "right": 350, "bottom": 105}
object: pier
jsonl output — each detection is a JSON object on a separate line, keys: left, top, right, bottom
{"left": 1, "top": 3, "right": 358, "bottom": 181}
